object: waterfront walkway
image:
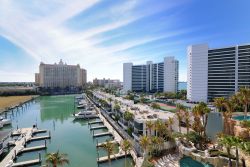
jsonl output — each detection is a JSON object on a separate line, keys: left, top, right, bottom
{"left": 87, "top": 96, "right": 144, "bottom": 167}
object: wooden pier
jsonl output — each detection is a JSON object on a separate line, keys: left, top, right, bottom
{"left": 96, "top": 140, "right": 117, "bottom": 147}
{"left": 97, "top": 152, "right": 126, "bottom": 163}
{"left": 90, "top": 125, "right": 107, "bottom": 130}
{"left": 93, "top": 132, "right": 112, "bottom": 137}
{"left": 11, "top": 129, "right": 47, "bottom": 136}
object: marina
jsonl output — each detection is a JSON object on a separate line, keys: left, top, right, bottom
{"left": 0, "top": 95, "right": 134, "bottom": 167}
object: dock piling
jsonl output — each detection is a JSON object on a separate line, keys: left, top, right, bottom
{"left": 45, "top": 140, "right": 47, "bottom": 147}
{"left": 39, "top": 153, "right": 41, "bottom": 162}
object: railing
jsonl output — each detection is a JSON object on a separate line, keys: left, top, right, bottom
{"left": 87, "top": 95, "right": 143, "bottom": 157}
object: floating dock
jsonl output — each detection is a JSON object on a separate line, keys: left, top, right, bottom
{"left": 12, "top": 158, "right": 41, "bottom": 167}
{"left": 0, "top": 128, "right": 49, "bottom": 167}
{"left": 90, "top": 125, "right": 107, "bottom": 130}
{"left": 93, "top": 132, "right": 112, "bottom": 137}
{"left": 29, "top": 135, "right": 51, "bottom": 141}
{"left": 97, "top": 152, "right": 126, "bottom": 163}
{"left": 88, "top": 120, "right": 103, "bottom": 125}
{"left": 19, "top": 145, "right": 46, "bottom": 154}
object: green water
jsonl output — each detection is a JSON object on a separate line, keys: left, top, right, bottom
{"left": 2, "top": 95, "right": 134, "bottom": 167}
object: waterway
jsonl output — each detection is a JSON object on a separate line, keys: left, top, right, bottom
{"left": 1, "top": 95, "right": 134, "bottom": 167}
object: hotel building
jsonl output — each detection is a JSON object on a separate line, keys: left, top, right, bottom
{"left": 35, "top": 59, "right": 87, "bottom": 88}
{"left": 187, "top": 43, "right": 250, "bottom": 102}
{"left": 123, "top": 56, "right": 179, "bottom": 93}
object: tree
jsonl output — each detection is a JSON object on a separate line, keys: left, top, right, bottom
{"left": 184, "top": 110, "right": 191, "bottom": 134}
{"left": 151, "top": 103, "right": 161, "bottom": 110}
{"left": 124, "top": 111, "right": 134, "bottom": 123}
{"left": 100, "top": 139, "right": 115, "bottom": 166}
{"left": 168, "top": 117, "right": 174, "bottom": 135}
{"left": 46, "top": 151, "right": 69, "bottom": 167}
{"left": 139, "top": 136, "right": 150, "bottom": 157}
{"left": 214, "top": 97, "right": 226, "bottom": 112}
{"left": 231, "top": 136, "right": 242, "bottom": 167}
{"left": 218, "top": 135, "right": 234, "bottom": 167}
{"left": 121, "top": 139, "right": 132, "bottom": 167}
{"left": 146, "top": 120, "right": 154, "bottom": 137}
{"left": 176, "top": 103, "right": 185, "bottom": 133}
{"left": 237, "top": 87, "right": 250, "bottom": 119}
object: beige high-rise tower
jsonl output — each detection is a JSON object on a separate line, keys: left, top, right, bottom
{"left": 35, "top": 59, "right": 87, "bottom": 88}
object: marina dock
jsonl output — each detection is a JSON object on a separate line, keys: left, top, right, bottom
{"left": 19, "top": 145, "right": 46, "bottom": 154}
{"left": 29, "top": 135, "right": 51, "bottom": 141}
{"left": 0, "top": 128, "right": 49, "bottom": 167}
{"left": 97, "top": 152, "right": 126, "bottom": 163}
{"left": 12, "top": 158, "right": 41, "bottom": 167}
{"left": 11, "top": 129, "right": 47, "bottom": 136}
{"left": 90, "top": 125, "right": 106, "bottom": 130}
{"left": 93, "top": 132, "right": 112, "bottom": 137}
{"left": 96, "top": 140, "right": 117, "bottom": 147}
{"left": 88, "top": 120, "right": 103, "bottom": 125}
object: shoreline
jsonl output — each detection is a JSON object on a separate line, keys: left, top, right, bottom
{"left": 0, "top": 95, "right": 39, "bottom": 113}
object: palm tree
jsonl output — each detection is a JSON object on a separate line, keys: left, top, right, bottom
{"left": 46, "top": 151, "right": 69, "bottom": 167}
{"left": 100, "top": 139, "right": 115, "bottom": 166}
{"left": 231, "top": 136, "right": 242, "bottom": 167}
{"left": 237, "top": 87, "right": 250, "bottom": 119}
{"left": 121, "top": 139, "right": 132, "bottom": 167}
{"left": 146, "top": 120, "right": 154, "bottom": 137}
{"left": 223, "top": 99, "right": 236, "bottom": 134}
{"left": 176, "top": 103, "right": 185, "bottom": 133}
{"left": 139, "top": 136, "right": 150, "bottom": 157}
{"left": 154, "top": 119, "right": 167, "bottom": 138}
{"left": 184, "top": 110, "right": 191, "bottom": 134}
{"left": 218, "top": 135, "right": 234, "bottom": 167}
{"left": 214, "top": 97, "right": 226, "bottom": 112}
{"left": 168, "top": 117, "right": 174, "bottom": 135}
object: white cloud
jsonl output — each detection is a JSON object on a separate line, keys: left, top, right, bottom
{"left": 0, "top": 0, "right": 189, "bottom": 82}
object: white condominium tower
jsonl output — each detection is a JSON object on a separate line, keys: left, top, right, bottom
{"left": 123, "top": 56, "right": 179, "bottom": 93}
{"left": 187, "top": 43, "right": 250, "bottom": 102}
{"left": 35, "top": 59, "right": 87, "bottom": 88}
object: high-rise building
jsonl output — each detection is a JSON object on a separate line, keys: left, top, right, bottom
{"left": 35, "top": 59, "right": 87, "bottom": 88}
{"left": 187, "top": 43, "right": 250, "bottom": 102}
{"left": 93, "top": 78, "right": 121, "bottom": 89}
{"left": 123, "top": 56, "right": 179, "bottom": 93}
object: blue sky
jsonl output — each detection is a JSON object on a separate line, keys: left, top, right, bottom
{"left": 0, "top": 0, "right": 250, "bottom": 82}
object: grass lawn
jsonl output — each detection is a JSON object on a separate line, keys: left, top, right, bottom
{"left": 0, "top": 96, "right": 34, "bottom": 112}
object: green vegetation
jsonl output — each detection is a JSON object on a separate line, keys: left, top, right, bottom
{"left": 45, "top": 151, "right": 70, "bottom": 167}
{"left": 99, "top": 139, "right": 115, "bottom": 166}
{"left": 151, "top": 102, "right": 160, "bottom": 109}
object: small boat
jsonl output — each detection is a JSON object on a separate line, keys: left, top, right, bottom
{"left": 73, "top": 110, "right": 98, "bottom": 119}
{"left": 0, "top": 117, "right": 11, "bottom": 125}
{"left": 77, "top": 104, "right": 87, "bottom": 109}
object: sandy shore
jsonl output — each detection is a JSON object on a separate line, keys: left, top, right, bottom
{"left": 0, "top": 95, "right": 38, "bottom": 113}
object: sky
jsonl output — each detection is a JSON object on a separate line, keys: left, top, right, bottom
{"left": 0, "top": 0, "right": 250, "bottom": 82}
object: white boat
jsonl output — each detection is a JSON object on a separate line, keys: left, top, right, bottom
{"left": 0, "top": 117, "right": 11, "bottom": 125}
{"left": 77, "top": 104, "right": 87, "bottom": 109}
{"left": 73, "top": 110, "right": 98, "bottom": 119}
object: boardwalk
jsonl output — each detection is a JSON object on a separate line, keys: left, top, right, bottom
{"left": 97, "top": 152, "right": 126, "bottom": 163}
